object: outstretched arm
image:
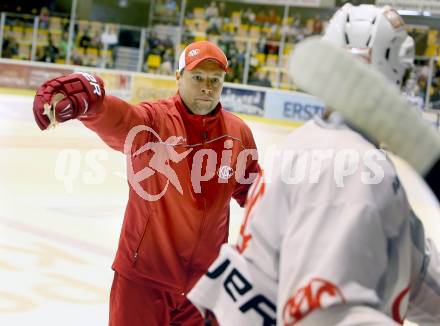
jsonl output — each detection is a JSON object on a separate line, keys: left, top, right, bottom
{"left": 33, "top": 72, "right": 156, "bottom": 152}
{"left": 79, "top": 95, "right": 156, "bottom": 152}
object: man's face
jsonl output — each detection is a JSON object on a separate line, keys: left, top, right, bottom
{"left": 177, "top": 60, "right": 225, "bottom": 115}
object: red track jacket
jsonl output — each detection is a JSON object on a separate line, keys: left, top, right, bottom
{"left": 80, "top": 93, "right": 259, "bottom": 294}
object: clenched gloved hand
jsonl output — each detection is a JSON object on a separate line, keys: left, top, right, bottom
{"left": 33, "top": 72, "right": 105, "bottom": 130}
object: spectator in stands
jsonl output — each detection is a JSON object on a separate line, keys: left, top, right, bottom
{"left": 312, "top": 15, "right": 323, "bottom": 34}
{"left": 430, "top": 78, "right": 440, "bottom": 110}
{"left": 1, "top": 33, "right": 18, "bottom": 59}
{"left": 40, "top": 33, "right": 59, "bottom": 63}
{"left": 242, "top": 8, "right": 256, "bottom": 25}
{"left": 402, "top": 70, "right": 424, "bottom": 110}
{"left": 163, "top": 0, "right": 177, "bottom": 17}
{"left": 163, "top": 36, "right": 174, "bottom": 51}
{"left": 218, "top": 25, "right": 233, "bottom": 53}
{"left": 205, "top": 1, "right": 219, "bottom": 20}
{"left": 248, "top": 69, "right": 272, "bottom": 88}
{"left": 207, "top": 16, "right": 222, "bottom": 35}
{"left": 248, "top": 66, "right": 260, "bottom": 86}
{"left": 79, "top": 28, "right": 92, "bottom": 54}
{"left": 71, "top": 49, "right": 83, "bottom": 66}
{"left": 416, "top": 66, "right": 429, "bottom": 103}
{"left": 39, "top": 6, "right": 50, "bottom": 29}
{"left": 62, "top": 18, "right": 70, "bottom": 34}
{"left": 218, "top": 1, "right": 226, "bottom": 17}
{"left": 158, "top": 48, "right": 174, "bottom": 75}
{"left": 225, "top": 56, "right": 243, "bottom": 83}
{"left": 91, "top": 30, "right": 103, "bottom": 54}
{"left": 58, "top": 31, "right": 69, "bottom": 60}
{"left": 231, "top": 43, "right": 245, "bottom": 66}
{"left": 286, "top": 16, "right": 306, "bottom": 43}
{"left": 226, "top": 42, "right": 237, "bottom": 60}
{"left": 256, "top": 9, "right": 279, "bottom": 25}
{"left": 101, "top": 25, "right": 118, "bottom": 49}
{"left": 152, "top": 43, "right": 165, "bottom": 57}
{"left": 265, "top": 40, "right": 279, "bottom": 57}
{"left": 267, "top": 9, "right": 280, "bottom": 24}
{"left": 257, "top": 29, "right": 269, "bottom": 53}
{"left": 259, "top": 70, "right": 272, "bottom": 87}
{"left": 182, "top": 26, "right": 195, "bottom": 44}
{"left": 163, "top": 47, "right": 174, "bottom": 65}
{"left": 154, "top": 0, "right": 177, "bottom": 21}
{"left": 101, "top": 25, "right": 118, "bottom": 68}
{"left": 146, "top": 31, "right": 161, "bottom": 54}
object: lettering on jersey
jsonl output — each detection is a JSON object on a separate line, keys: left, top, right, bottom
{"left": 206, "top": 257, "right": 276, "bottom": 326}
{"left": 237, "top": 170, "right": 265, "bottom": 253}
{"left": 391, "top": 286, "right": 410, "bottom": 323}
{"left": 283, "top": 278, "right": 345, "bottom": 325}
{"left": 283, "top": 102, "right": 324, "bottom": 121}
{"left": 224, "top": 268, "right": 253, "bottom": 301}
{"left": 206, "top": 258, "right": 230, "bottom": 278}
{"left": 78, "top": 72, "right": 102, "bottom": 96}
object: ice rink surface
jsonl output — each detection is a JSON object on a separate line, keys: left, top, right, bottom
{"left": 0, "top": 93, "right": 438, "bottom": 325}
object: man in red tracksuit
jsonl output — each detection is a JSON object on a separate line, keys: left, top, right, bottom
{"left": 32, "top": 41, "right": 259, "bottom": 325}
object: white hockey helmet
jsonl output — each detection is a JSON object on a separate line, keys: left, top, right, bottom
{"left": 323, "top": 3, "right": 415, "bottom": 86}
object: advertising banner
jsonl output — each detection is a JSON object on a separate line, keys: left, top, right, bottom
{"left": 0, "top": 62, "right": 72, "bottom": 90}
{"left": 0, "top": 59, "right": 326, "bottom": 126}
{"left": 264, "top": 89, "right": 324, "bottom": 123}
{"left": 221, "top": 86, "right": 266, "bottom": 116}
{"left": 132, "top": 75, "right": 176, "bottom": 103}
{"left": 89, "top": 71, "right": 132, "bottom": 101}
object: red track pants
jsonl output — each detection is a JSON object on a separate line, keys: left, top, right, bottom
{"left": 109, "top": 272, "right": 209, "bottom": 326}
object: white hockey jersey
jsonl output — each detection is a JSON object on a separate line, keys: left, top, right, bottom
{"left": 188, "top": 116, "right": 440, "bottom": 325}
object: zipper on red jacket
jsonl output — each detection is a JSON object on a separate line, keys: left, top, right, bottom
{"left": 132, "top": 217, "right": 149, "bottom": 265}
{"left": 183, "top": 130, "right": 208, "bottom": 292}
{"left": 184, "top": 197, "right": 208, "bottom": 293}
{"left": 202, "top": 119, "right": 207, "bottom": 143}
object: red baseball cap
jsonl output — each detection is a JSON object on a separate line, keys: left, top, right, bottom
{"left": 178, "top": 41, "right": 228, "bottom": 72}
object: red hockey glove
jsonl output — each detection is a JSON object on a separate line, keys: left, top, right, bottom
{"left": 33, "top": 72, "right": 105, "bottom": 130}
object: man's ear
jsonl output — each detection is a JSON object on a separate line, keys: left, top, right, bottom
{"left": 176, "top": 69, "right": 184, "bottom": 81}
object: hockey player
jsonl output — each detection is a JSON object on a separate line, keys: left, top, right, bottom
{"left": 32, "top": 41, "right": 259, "bottom": 325}
{"left": 290, "top": 8, "right": 440, "bottom": 201}
{"left": 188, "top": 4, "right": 440, "bottom": 325}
